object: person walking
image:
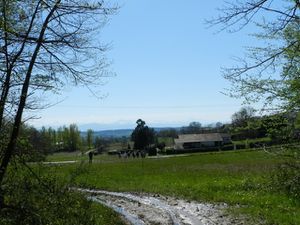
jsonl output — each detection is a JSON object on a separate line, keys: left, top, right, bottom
{"left": 88, "top": 151, "right": 93, "bottom": 163}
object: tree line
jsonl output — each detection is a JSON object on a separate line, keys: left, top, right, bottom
{"left": 1, "top": 0, "right": 299, "bottom": 222}
{"left": 6, "top": 108, "right": 299, "bottom": 163}
{"left": 156, "top": 107, "right": 300, "bottom": 146}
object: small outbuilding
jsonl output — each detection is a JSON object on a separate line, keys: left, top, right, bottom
{"left": 174, "top": 133, "right": 231, "bottom": 150}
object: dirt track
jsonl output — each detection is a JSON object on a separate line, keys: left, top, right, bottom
{"left": 78, "top": 188, "right": 245, "bottom": 225}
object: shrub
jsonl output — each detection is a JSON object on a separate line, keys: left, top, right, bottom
{"left": 1, "top": 165, "right": 99, "bottom": 225}
{"left": 272, "top": 160, "right": 300, "bottom": 200}
{"left": 221, "top": 144, "right": 234, "bottom": 151}
{"left": 147, "top": 147, "right": 157, "bottom": 156}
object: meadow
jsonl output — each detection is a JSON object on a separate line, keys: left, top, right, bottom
{"left": 46, "top": 150, "right": 299, "bottom": 225}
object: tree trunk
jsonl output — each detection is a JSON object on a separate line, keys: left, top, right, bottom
{"left": 0, "top": 0, "right": 60, "bottom": 208}
{"left": 0, "top": 0, "right": 42, "bottom": 130}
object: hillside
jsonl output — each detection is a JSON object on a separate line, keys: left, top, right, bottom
{"left": 81, "top": 127, "right": 180, "bottom": 138}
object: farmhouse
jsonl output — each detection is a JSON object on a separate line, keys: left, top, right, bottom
{"left": 174, "top": 133, "right": 231, "bottom": 150}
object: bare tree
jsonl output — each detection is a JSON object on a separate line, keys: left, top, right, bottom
{"left": 0, "top": 0, "right": 117, "bottom": 200}
{"left": 208, "top": 0, "right": 300, "bottom": 111}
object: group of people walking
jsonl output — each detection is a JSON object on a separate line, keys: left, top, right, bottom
{"left": 87, "top": 149, "right": 146, "bottom": 163}
{"left": 117, "top": 150, "right": 146, "bottom": 158}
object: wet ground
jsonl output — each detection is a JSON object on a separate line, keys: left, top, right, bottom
{"left": 77, "top": 188, "right": 245, "bottom": 225}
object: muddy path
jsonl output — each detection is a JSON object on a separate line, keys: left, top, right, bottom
{"left": 77, "top": 188, "right": 245, "bottom": 225}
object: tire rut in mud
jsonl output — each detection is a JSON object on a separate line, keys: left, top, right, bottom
{"left": 78, "top": 189, "right": 245, "bottom": 225}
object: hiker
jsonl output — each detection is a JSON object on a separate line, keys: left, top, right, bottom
{"left": 141, "top": 150, "right": 146, "bottom": 158}
{"left": 88, "top": 151, "right": 93, "bottom": 163}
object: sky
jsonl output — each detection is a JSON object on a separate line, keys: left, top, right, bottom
{"left": 29, "top": 0, "right": 259, "bottom": 130}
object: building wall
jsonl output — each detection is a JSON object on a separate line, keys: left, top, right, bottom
{"left": 181, "top": 141, "right": 220, "bottom": 149}
{"left": 174, "top": 133, "right": 231, "bottom": 150}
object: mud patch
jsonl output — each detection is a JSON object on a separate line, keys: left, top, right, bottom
{"left": 77, "top": 188, "right": 245, "bottom": 225}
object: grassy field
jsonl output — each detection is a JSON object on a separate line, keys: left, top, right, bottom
{"left": 46, "top": 151, "right": 85, "bottom": 161}
{"left": 45, "top": 150, "right": 299, "bottom": 225}
{"left": 89, "top": 203, "right": 126, "bottom": 225}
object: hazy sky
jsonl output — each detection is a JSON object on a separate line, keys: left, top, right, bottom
{"left": 30, "top": 0, "right": 258, "bottom": 130}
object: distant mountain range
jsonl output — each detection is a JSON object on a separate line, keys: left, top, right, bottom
{"left": 93, "top": 129, "right": 133, "bottom": 138}
{"left": 81, "top": 127, "right": 180, "bottom": 138}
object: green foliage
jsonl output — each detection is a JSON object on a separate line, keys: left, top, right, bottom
{"left": 6, "top": 123, "right": 93, "bottom": 162}
{"left": 51, "top": 150, "right": 299, "bottom": 225}
{"left": 0, "top": 120, "right": 12, "bottom": 157}
{"left": 0, "top": 164, "right": 125, "bottom": 225}
{"left": 86, "top": 129, "right": 94, "bottom": 150}
{"left": 17, "top": 126, "right": 51, "bottom": 161}
{"left": 68, "top": 124, "right": 82, "bottom": 152}
{"left": 294, "top": 112, "right": 300, "bottom": 130}
{"left": 41, "top": 124, "right": 82, "bottom": 152}
{"left": 281, "top": 22, "right": 300, "bottom": 111}
{"left": 211, "top": 0, "right": 300, "bottom": 112}
{"left": 272, "top": 160, "right": 300, "bottom": 199}
{"left": 131, "top": 119, "right": 155, "bottom": 150}
{"left": 226, "top": 107, "right": 264, "bottom": 141}
{"left": 230, "top": 108, "right": 299, "bottom": 143}
{"left": 262, "top": 113, "right": 294, "bottom": 143}
{"left": 157, "top": 128, "right": 178, "bottom": 138}
{"left": 180, "top": 121, "right": 202, "bottom": 134}
{"left": 0, "top": 123, "right": 52, "bottom": 162}
{"left": 231, "top": 106, "right": 256, "bottom": 127}
{"left": 157, "top": 137, "right": 174, "bottom": 148}
{"left": 2, "top": 170, "right": 92, "bottom": 225}
{"left": 94, "top": 136, "right": 110, "bottom": 153}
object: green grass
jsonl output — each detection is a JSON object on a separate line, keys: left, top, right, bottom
{"left": 90, "top": 203, "right": 126, "bottom": 225}
{"left": 46, "top": 151, "right": 85, "bottom": 161}
{"left": 46, "top": 150, "right": 299, "bottom": 225}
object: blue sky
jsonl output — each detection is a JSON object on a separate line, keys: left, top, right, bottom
{"left": 30, "top": 0, "right": 258, "bottom": 130}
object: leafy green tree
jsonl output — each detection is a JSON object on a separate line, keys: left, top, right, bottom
{"left": 0, "top": 0, "right": 117, "bottom": 192}
{"left": 262, "top": 114, "right": 294, "bottom": 143}
{"left": 17, "top": 126, "right": 51, "bottom": 162}
{"left": 86, "top": 129, "right": 94, "bottom": 150}
{"left": 157, "top": 128, "right": 178, "bottom": 138}
{"left": 131, "top": 119, "right": 155, "bottom": 150}
{"left": 39, "top": 127, "right": 56, "bottom": 152}
{"left": 231, "top": 106, "right": 256, "bottom": 127}
{"left": 180, "top": 121, "right": 202, "bottom": 134}
{"left": 94, "top": 136, "right": 109, "bottom": 153}
{"left": 58, "top": 124, "right": 82, "bottom": 152}
{"left": 280, "top": 23, "right": 300, "bottom": 110}
{"left": 294, "top": 112, "right": 300, "bottom": 130}
{"left": 209, "top": 0, "right": 300, "bottom": 111}
{"left": 68, "top": 124, "right": 81, "bottom": 152}
{"left": 209, "top": 1, "right": 300, "bottom": 198}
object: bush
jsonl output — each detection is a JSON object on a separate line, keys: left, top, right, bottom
{"left": 248, "top": 141, "right": 272, "bottom": 149}
{"left": 147, "top": 147, "right": 157, "bottom": 156}
{"left": 221, "top": 144, "right": 234, "bottom": 151}
{"left": 1, "top": 165, "right": 101, "bottom": 225}
{"left": 235, "top": 144, "right": 246, "bottom": 149}
{"left": 272, "top": 161, "right": 300, "bottom": 200}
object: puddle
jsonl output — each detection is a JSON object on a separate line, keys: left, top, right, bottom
{"left": 77, "top": 188, "right": 245, "bottom": 225}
